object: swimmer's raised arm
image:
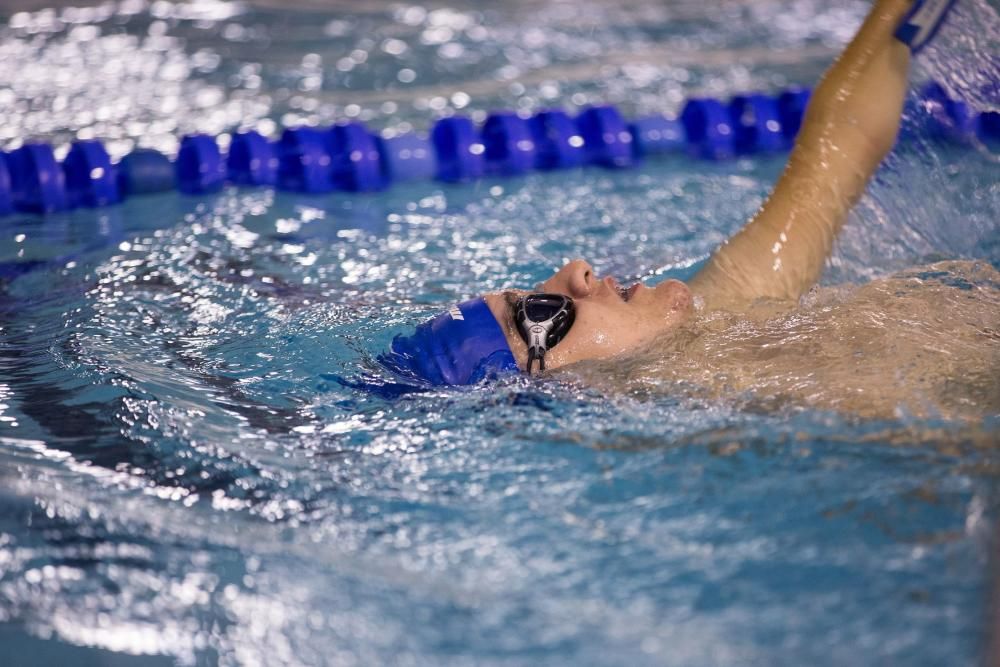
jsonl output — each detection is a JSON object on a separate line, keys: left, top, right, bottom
{"left": 688, "top": 0, "right": 915, "bottom": 309}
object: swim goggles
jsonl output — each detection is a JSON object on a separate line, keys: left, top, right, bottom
{"left": 514, "top": 293, "right": 576, "bottom": 374}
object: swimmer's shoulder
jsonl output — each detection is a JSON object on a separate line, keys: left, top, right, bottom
{"left": 693, "top": 259, "right": 1000, "bottom": 316}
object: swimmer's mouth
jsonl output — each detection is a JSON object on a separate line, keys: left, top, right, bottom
{"left": 617, "top": 282, "right": 639, "bottom": 302}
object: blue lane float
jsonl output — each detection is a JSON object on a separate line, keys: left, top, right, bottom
{"left": 63, "top": 140, "right": 120, "bottom": 208}
{"left": 277, "top": 127, "right": 333, "bottom": 194}
{"left": 729, "top": 94, "right": 785, "bottom": 154}
{"left": 176, "top": 134, "right": 225, "bottom": 195}
{"left": 575, "top": 105, "right": 636, "bottom": 168}
{"left": 680, "top": 98, "right": 736, "bottom": 160}
{"left": 117, "top": 149, "right": 175, "bottom": 196}
{"left": 527, "top": 109, "right": 585, "bottom": 170}
{"left": 0, "top": 81, "right": 992, "bottom": 219}
{"left": 777, "top": 88, "right": 811, "bottom": 142}
{"left": 374, "top": 132, "right": 436, "bottom": 183}
{"left": 919, "top": 81, "right": 980, "bottom": 142}
{"left": 481, "top": 112, "right": 537, "bottom": 176}
{"left": 979, "top": 111, "right": 1000, "bottom": 142}
{"left": 0, "top": 153, "right": 14, "bottom": 216}
{"left": 8, "top": 143, "right": 70, "bottom": 214}
{"left": 629, "top": 114, "right": 685, "bottom": 158}
{"left": 227, "top": 131, "right": 278, "bottom": 186}
{"left": 328, "top": 121, "right": 384, "bottom": 192}
{"left": 431, "top": 116, "right": 485, "bottom": 183}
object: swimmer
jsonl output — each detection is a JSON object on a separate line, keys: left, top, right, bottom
{"left": 383, "top": 0, "right": 998, "bottom": 416}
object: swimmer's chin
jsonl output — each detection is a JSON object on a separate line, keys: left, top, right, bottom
{"left": 657, "top": 279, "right": 695, "bottom": 319}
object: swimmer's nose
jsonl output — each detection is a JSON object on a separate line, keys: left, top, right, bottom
{"left": 542, "top": 259, "right": 594, "bottom": 299}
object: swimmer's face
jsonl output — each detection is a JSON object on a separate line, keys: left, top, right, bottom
{"left": 484, "top": 259, "right": 693, "bottom": 372}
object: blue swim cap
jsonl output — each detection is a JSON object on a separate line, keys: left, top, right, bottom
{"left": 380, "top": 297, "right": 519, "bottom": 386}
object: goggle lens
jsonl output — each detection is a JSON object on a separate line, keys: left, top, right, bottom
{"left": 514, "top": 293, "right": 576, "bottom": 374}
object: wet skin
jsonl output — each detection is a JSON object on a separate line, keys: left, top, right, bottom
{"left": 480, "top": 0, "right": 916, "bottom": 375}
{"left": 484, "top": 259, "right": 694, "bottom": 372}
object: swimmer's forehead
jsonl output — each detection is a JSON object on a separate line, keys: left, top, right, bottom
{"left": 482, "top": 291, "right": 530, "bottom": 367}
{"left": 491, "top": 288, "right": 559, "bottom": 324}
{"left": 499, "top": 288, "right": 532, "bottom": 316}
{"left": 487, "top": 290, "right": 520, "bottom": 328}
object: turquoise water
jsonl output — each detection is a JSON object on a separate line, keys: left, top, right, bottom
{"left": 1, "top": 1, "right": 999, "bottom": 665}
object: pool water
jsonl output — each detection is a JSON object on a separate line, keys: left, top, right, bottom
{"left": 1, "top": 1, "right": 999, "bottom": 665}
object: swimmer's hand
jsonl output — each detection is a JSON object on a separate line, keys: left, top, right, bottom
{"left": 895, "top": 0, "right": 957, "bottom": 53}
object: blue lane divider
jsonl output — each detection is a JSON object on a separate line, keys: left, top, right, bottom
{"left": 329, "top": 121, "right": 384, "bottom": 192}
{"left": 576, "top": 105, "right": 636, "bottom": 168}
{"left": 680, "top": 98, "right": 736, "bottom": 160}
{"left": 979, "top": 112, "right": 1000, "bottom": 142}
{"left": 629, "top": 114, "right": 685, "bottom": 159}
{"left": 228, "top": 131, "right": 278, "bottom": 186}
{"left": 9, "top": 143, "right": 70, "bottom": 214}
{"left": 277, "top": 127, "right": 333, "bottom": 194}
{"left": 777, "top": 88, "right": 811, "bottom": 142}
{"left": 431, "top": 116, "right": 485, "bottom": 183}
{"left": 117, "top": 148, "right": 175, "bottom": 196}
{"left": 0, "top": 81, "right": 992, "bottom": 219}
{"left": 729, "top": 94, "right": 786, "bottom": 153}
{"left": 374, "top": 132, "right": 436, "bottom": 182}
{"left": 481, "top": 112, "right": 536, "bottom": 176}
{"left": 63, "top": 140, "right": 120, "bottom": 208}
{"left": 176, "top": 134, "right": 225, "bottom": 195}
{"left": 0, "top": 153, "right": 14, "bottom": 216}
{"left": 919, "top": 81, "right": 980, "bottom": 142}
{"left": 527, "top": 109, "right": 585, "bottom": 170}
